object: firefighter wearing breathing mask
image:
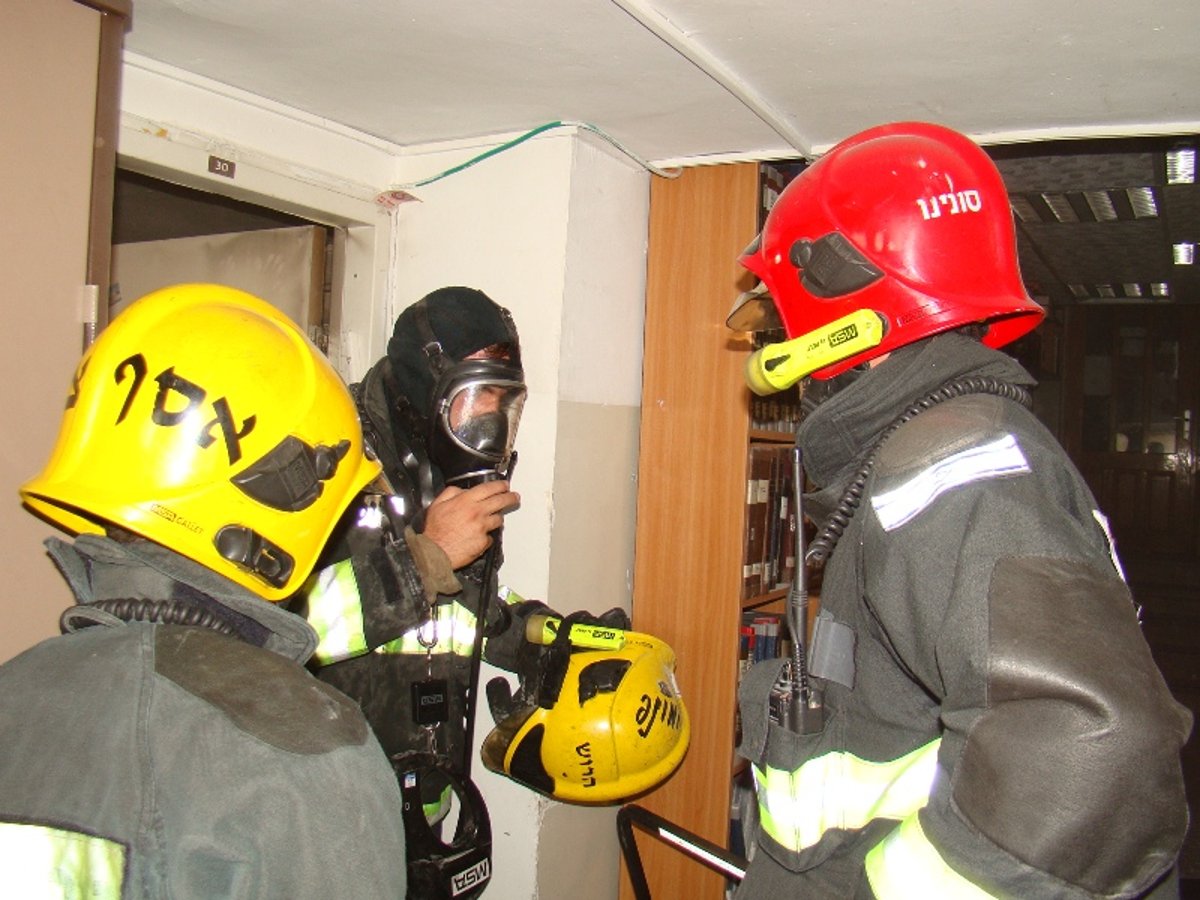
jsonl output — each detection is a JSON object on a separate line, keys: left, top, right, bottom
{"left": 294, "top": 288, "right": 528, "bottom": 826}
{"left": 726, "top": 123, "right": 1190, "bottom": 899}
{"left": 294, "top": 287, "right": 690, "bottom": 897}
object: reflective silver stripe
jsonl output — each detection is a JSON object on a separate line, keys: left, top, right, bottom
{"left": 1092, "top": 509, "right": 1128, "bottom": 582}
{"left": 305, "top": 560, "right": 369, "bottom": 665}
{"left": 308, "top": 570, "right": 514, "bottom": 662}
{"left": 376, "top": 602, "right": 478, "bottom": 656}
{"left": 866, "top": 813, "right": 998, "bottom": 898}
{"left": 0, "top": 821, "right": 125, "bottom": 898}
{"left": 754, "top": 739, "right": 939, "bottom": 853}
{"left": 375, "top": 585, "right": 517, "bottom": 656}
{"left": 872, "top": 435, "right": 1031, "bottom": 531}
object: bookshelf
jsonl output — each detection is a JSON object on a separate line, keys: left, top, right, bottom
{"left": 623, "top": 161, "right": 813, "bottom": 899}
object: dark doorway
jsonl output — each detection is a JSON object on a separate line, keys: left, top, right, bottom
{"left": 113, "top": 168, "right": 311, "bottom": 243}
{"left": 110, "top": 168, "right": 334, "bottom": 349}
{"left": 1044, "top": 299, "right": 1200, "bottom": 882}
{"left": 1062, "top": 304, "right": 1199, "bottom": 558}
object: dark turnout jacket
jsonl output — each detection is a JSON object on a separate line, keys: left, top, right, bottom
{"left": 736, "top": 333, "right": 1191, "bottom": 899}
{"left": 0, "top": 535, "right": 407, "bottom": 898}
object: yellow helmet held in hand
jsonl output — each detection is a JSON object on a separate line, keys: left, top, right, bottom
{"left": 20, "top": 283, "right": 380, "bottom": 601}
{"left": 481, "top": 632, "right": 690, "bottom": 804}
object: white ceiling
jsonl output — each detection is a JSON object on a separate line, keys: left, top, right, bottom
{"left": 123, "top": 0, "right": 1200, "bottom": 166}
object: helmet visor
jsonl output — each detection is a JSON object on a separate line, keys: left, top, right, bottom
{"left": 726, "top": 282, "right": 782, "bottom": 333}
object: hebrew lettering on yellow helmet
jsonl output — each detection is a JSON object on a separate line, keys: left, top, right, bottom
{"left": 481, "top": 631, "right": 690, "bottom": 804}
{"left": 21, "top": 283, "right": 380, "bottom": 601}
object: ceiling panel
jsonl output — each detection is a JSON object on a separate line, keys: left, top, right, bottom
{"left": 991, "top": 137, "right": 1200, "bottom": 305}
{"left": 118, "top": 1, "right": 1200, "bottom": 305}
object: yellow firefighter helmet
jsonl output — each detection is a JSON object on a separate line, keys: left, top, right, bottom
{"left": 481, "top": 631, "right": 690, "bottom": 804}
{"left": 21, "top": 283, "right": 380, "bottom": 601}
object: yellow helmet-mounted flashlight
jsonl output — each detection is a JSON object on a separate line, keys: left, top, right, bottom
{"left": 745, "top": 309, "right": 885, "bottom": 395}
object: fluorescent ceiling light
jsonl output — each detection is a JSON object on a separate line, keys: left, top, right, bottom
{"left": 1009, "top": 196, "right": 1038, "bottom": 223}
{"left": 1173, "top": 242, "right": 1195, "bottom": 265}
{"left": 1041, "top": 192, "right": 1078, "bottom": 222}
{"left": 1126, "top": 187, "right": 1159, "bottom": 218}
{"left": 1083, "top": 190, "right": 1118, "bottom": 221}
{"left": 1152, "top": 282, "right": 1170, "bottom": 297}
{"left": 1167, "top": 147, "right": 1196, "bottom": 184}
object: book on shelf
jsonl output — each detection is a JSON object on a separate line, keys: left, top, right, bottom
{"left": 741, "top": 444, "right": 772, "bottom": 599}
{"left": 738, "top": 611, "right": 794, "bottom": 669}
{"left": 740, "top": 442, "right": 799, "bottom": 601}
{"left": 749, "top": 386, "right": 804, "bottom": 434}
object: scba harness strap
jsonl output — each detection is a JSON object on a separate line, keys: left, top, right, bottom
{"left": 395, "top": 751, "right": 493, "bottom": 899}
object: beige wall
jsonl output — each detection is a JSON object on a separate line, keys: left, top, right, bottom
{"left": 0, "top": 0, "right": 103, "bottom": 662}
{"left": 390, "top": 128, "right": 650, "bottom": 899}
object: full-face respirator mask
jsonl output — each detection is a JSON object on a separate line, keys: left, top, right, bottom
{"left": 429, "top": 356, "right": 526, "bottom": 487}
{"left": 406, "top": 296, "right": 527, "bottom": 487}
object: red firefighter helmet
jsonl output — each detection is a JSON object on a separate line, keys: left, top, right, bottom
{"left": 732, "top": 122, "right": 1044, "bottom": 381}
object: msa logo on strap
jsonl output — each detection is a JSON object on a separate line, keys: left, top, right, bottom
{"left": 452, "top": 857, "right": 491, "bottom": 895}
{"left": 872, "top": 434, "right": 1031, "bottom": 531}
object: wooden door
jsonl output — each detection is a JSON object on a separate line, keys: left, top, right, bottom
{"left": 0, "top": 0, "right": 127, "bottom": 663}
{"left": 1064, "top": 304, "right": 1199, "bottom": 558}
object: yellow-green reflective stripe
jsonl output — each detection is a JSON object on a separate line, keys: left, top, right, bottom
{"left": 866, "top": 813, "right": 997, "bottom": 899}
{"left": 754, "top": 738, "right": 940, "bottom": 853}
{"left": 376, "top": 602, "right": 478, "bottom": 656}
{"left": 306, "top": 560, "right": 369, "bottom": 665}
{"left": 424, "top": 784, "right": 454, "bottom": 824}
{"left": 0, "top": 821, "right": 125, "bottom": 899}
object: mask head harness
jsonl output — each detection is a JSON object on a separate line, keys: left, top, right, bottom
{"left": 410, "top": 298, "right": 527, "bottom": 487}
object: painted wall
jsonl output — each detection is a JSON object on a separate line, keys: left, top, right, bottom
{"left": 118, "top": 60, "right": 650, "bottom": 899}
{"left": 118, "top": 55, "right": 398, "bottom": 380}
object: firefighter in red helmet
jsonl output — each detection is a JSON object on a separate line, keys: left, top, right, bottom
{"left": 727, "top": 123, "right": 1191, "bottom": 899}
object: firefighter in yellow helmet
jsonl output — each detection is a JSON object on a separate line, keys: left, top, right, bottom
{"left": 1, "top": 284, "right": 407, "bottom": 898}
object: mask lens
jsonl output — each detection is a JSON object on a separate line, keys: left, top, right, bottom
{"left": 444, "top": 379, "right": 526, "bottom": 462}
